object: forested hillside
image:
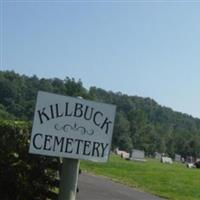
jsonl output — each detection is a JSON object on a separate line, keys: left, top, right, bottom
{"left": 1, "top": 70, "right": 200, "bottom": 158}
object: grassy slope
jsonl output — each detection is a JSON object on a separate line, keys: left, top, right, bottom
{"left": 80, "top": 155, "right": 200, "bottom": 200}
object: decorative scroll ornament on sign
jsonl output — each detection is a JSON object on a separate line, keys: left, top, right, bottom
{"left": 54, "top": 122, "right": 94, "bottom": 136}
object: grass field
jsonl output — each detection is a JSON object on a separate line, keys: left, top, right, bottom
{"left": 80, "top": 155, "right": 200, "bottom": 200}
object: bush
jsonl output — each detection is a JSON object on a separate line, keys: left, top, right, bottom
{"left": 0, "top": 121, "right": 59, "bottom": 200}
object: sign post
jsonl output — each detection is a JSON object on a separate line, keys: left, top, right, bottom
{"left": 29, "top": 91, "right": 116, "bottom": 199}
{"left": 59, "top": 158, "right": 79, "bottom": 200}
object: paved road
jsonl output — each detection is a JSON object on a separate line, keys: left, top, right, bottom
{"left": 77, "top": 173, "right": 165, "bottom": 200}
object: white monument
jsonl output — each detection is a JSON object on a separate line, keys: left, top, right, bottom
{"left": 130, "top": 149, "right": 146, "bottom": 162}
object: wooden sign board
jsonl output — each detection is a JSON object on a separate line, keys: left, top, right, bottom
{"left": 29, "top": 91, "right": 116, "bottom": 162}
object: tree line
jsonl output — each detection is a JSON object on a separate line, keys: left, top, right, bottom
{"left": 1, "top": 70, "right": 200, "bottom": 158}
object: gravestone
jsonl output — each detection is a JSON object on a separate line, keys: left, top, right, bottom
{"left": 114, "top": 148, "right": 130, "bottom": 159}
{"left": 155, "top": 152, "right": 162, "bottom": 160}
{"left": 186, "top": 156, "right": 194, "bottom": 163}
{"left": 175, "top": 154, "right": 181, "bottom": 162}
{"left": 130, "top": 149, "right": 146, "bottom": 162}
{"left": 195, "top": 159, "right": 200, "bottom": 168}
{"left": 161, "top": 156, "right": 173, "bottom": 164}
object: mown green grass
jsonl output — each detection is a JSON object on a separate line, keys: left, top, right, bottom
{"left": 80, "top": 155, "right": 200, "bottom": 200}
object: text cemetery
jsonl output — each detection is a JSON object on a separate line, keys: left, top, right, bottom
{"left": 32, "top": 133, "right": 109, "bottom": 158}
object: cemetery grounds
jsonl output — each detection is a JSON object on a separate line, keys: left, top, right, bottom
{"left": 81, "top": 155, "right": 200, "bottom": 200}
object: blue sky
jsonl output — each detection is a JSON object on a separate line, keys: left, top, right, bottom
{"left": 1, "top": 1, "right": 200, "bottom": 118}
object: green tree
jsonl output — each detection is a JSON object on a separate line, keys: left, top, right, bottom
{"left": 113, "top": 111, "right": 133, "bottom": 151}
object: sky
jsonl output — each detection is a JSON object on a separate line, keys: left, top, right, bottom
{"left": 1, "top": 0, "right": 200, "bottom": 118}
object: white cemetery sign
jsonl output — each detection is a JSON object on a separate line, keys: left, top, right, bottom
{"left": 29, "top": 91, "right": 116, "bottom": 162}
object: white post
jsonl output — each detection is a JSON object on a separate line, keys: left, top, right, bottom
{"left": 58, "top": 158, "right": 80, "bottom": 200}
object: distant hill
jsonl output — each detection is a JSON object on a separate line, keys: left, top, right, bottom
{"left": 1, "top": 70, "right": 200, "bottom": 158}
